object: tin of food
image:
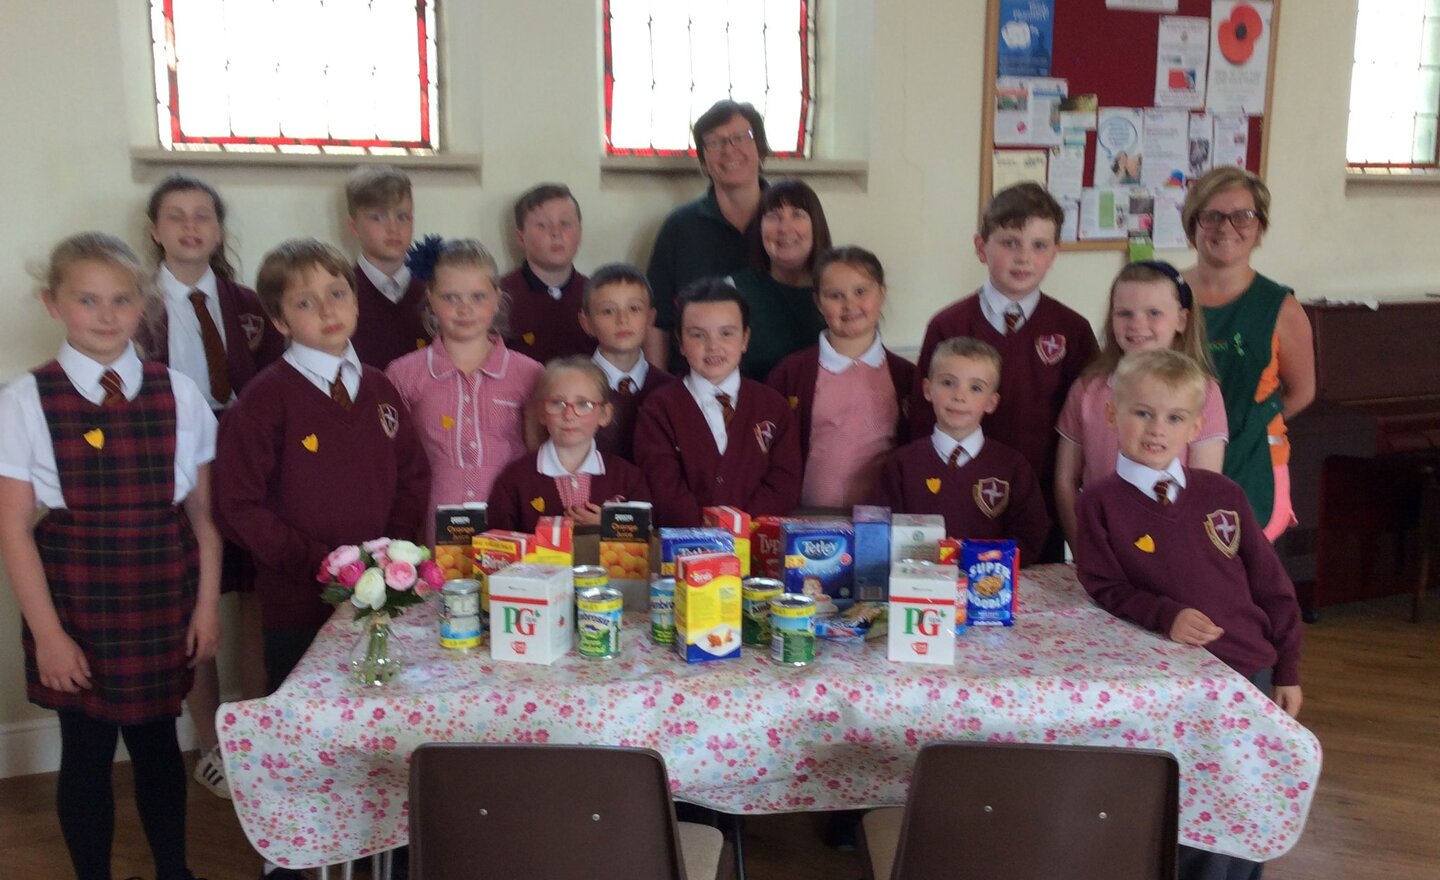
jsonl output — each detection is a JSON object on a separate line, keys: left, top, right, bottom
{"left": 439, "top": 578, "right": 482, "bottom": 652}
{"left": 576, "top": 586, "right": 623, "bottom": 659}
{"left": 574, "top": 565, "right": 609, "bottom": 591}
{"left": 649, "top": 577, "right": 676, "bottom": 645}
{"left": 769, "top": 593, "right": 816, "bottom": 666}
{"left": 741, "top": 578, "right": 784, "bottom": 647}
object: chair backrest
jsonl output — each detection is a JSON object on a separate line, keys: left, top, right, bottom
{"left": 888, "top": 741, "right": 1178, "bottom": 880}
{"left": 409, "top": 743, "right": 689, "bottom": 880}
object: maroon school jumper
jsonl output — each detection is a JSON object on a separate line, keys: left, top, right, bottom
{"left": 871, "top": 435, "right": 1051, "bottom": 563}
{"left": 595, "top": 362, "right": 676, "bottom": 463}
{"left": 214, "top": 361, "right": 431, "bottom": 631}
{"left": 487, "top": 450, "right": 652, "bottom": 533}
{"left": 767, "top": 344, "right": 916, "bottom": 460}
{"left": 499, "top": 264, "right": 593, "bottom": 364}
{"left": 1075, "top": 468, "right": 1303, "bottom": 685}
{"left": 633, "top": 379, "right": 802, "bottom": 527}
{"left": 351, "top": 267, "right": 430, "bottom": 369}
{"left": 27, "top": 361, "right": 197, "bottom": 723}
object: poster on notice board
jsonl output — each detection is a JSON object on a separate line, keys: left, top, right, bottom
{"left": 997, "top": 0, "right": 1055, "bottom": 77}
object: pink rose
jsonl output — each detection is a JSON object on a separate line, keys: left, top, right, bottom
{"left": 324, "top": 545, "right": 362, "bottom": 576}
{"left": 363, "top": 538, "right": 392, "bottom": 555}
{"left": 384, "top": 560, "right": 417, "bottom": 591}
{"left": 417, "top": 560, "right": 445, "bottom": 594}
{"left": 335, "top": 560, "right": 366, "bottom": 588}
{"left": 371, "top": 553, "right": 390, "bottom": 570}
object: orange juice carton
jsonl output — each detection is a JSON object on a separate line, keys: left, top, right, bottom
{"left": 702, "top": 506, "right": 752, "bottom": 576}
{"left": 526, "top": 516, "right": 574, "bottom": 567}
{"left": 782, "top": 521, "right": 855, "bottom": 609}
{"left": 852, "top": 505, "right": 891, "bottom": 602}
{"left": 473, "top": 530, "right": 534, "bottom": 622}
{"left": 937, "top": 537, "right": 961, "bottom": 566}
{"left": 433, "top": 503, "right": 487, "bottom": 579}
{"left": 963, "top": 539, "right": 1019, "bottom": 626}
{"left": 891, "top": 513, "right": 945, "bottom": 563}
{"left": 659, "top": 527, "right": 733, "bottom": 576}
{"left": 600, "top": 501, "right": 653, "bottom": 610}
{"left": 674, "top": 552, "right": 742, "bottom": 663}
{"left": 750, "top": 515, "right": 807, "bottom": 579}
{"left": 888, "top": 561, "right": 960, "bottom": 665}
{"left": 488, "top": 563, "right": 573, "bottom": 664}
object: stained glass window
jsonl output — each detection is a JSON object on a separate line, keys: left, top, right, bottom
{"left": 1347, "top": 0, "right": 1439, "bottom": 167}
{"left": 151, "top": 0, "right": 439, "bottom": 154}
{"left": 604, "top": 0, "right": 815, "bottom": 158}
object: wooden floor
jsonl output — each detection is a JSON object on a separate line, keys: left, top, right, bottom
{"left": 1, "top": 591, "right": 1435, "bottom": 880}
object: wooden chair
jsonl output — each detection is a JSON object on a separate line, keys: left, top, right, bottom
{"left": 409, "top": 743, "right": 726, "bottom": 880}
{"left": 859, "top": 741, "right": 1179, "bottom": 880}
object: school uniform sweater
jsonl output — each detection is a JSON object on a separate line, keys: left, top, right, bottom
{"left": 1074, "top": 468, "right": 1302, "bottom": 685}
{"left": 351, "top": 267, "right": 430, "bottom": 369}
{"left": 488, "top": 451, "right": 652, "bottom": 533}
{"left": 499, "top": 265, "right": 593, "bottom": 364}
{"left": 214, "top": 361, "right": 431, "bottom": 630}
{"left": 871, "top": 436, "right": 1051, "bottom": 562}
{"left": 595, "top": 362, "right": 676, "bottom": 462}
{"left": 633, "top": 378, "right": 802, "bottom": 526}
{"left": 134, "top": 275, "right": 284, "bottom": 397}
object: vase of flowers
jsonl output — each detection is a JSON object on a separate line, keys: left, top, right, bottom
{"left": 318, "top": 538, "right": 446, "bottom": 686}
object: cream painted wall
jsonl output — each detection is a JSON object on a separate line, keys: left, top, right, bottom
{"left": 1, "top": 0, "right": 1436, "bottom": 734}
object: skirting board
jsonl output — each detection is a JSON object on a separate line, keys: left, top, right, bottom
{"left": 0, "top": 710, "right": 202, "bottom": 780}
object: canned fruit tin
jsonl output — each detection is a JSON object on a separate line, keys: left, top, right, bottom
{"left": 439, "top": 578, "right": 482, "bottom": 651}
{"left": 769, "top": 594, "right": 816, "bottom": 666}
{"left": 650, "top": 577, "right": 676, "bottom": 645}
{"left": 573, "top": 565, "right": 608, "bottom": 590}
{"left": 576, "top": 586, "right": 623, "bottom": 659}
{"left": 741, "top": 578, "right": 784, "bottom": 647}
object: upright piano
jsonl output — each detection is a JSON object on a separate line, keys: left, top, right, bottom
{"left": 1277, "top": 298, "right": 1440, "bottom": 611}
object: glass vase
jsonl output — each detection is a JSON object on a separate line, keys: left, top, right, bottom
{"left": 349, "top": 613, "right": 406, "bottom": 686}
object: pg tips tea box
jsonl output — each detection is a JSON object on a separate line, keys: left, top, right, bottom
{"left": 488, "top": 563, "right": 573, "bottom": 664}
{"left": 659, "top": 527, "right": 734, "bottom": 577}
{"left": 888, "top": 561, "right": 960, "bottom": 665}
{"left": 703, "top": 506, "right": 752, "bottom": 576}
{"left": 890, "top": 513, "right": 945, "bottom": 563}
{"left": 434, "top": 502, "right": 487, "bottom": 579}
{"left": 674, "top": 552, "right": 742, "bottom": 663}
{"left": 963, "top": 539, "right": 1019, "bottom": 626}
{"left": 781, "top": 521, "right": 855, "bottom": 610}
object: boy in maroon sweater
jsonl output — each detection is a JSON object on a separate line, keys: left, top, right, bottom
{"left": 215, "top": 239, "right": 430, "bottom": 695}
{"left": 500, "top": 183, "right": 594, "bottom": 363}
{"left": 345, "top": 165, "right": 430, "bottom": 368}
{"left": 634, "top": 279, "right": 801, "bottom": 526}
{"left": 580, "top": 263, "right": 675, "bottom": 461}
{"left": 910, "top": 183, "right": 1097, "bottom": 562}
{"left": 873, "top": 337, "right": 1049, "bottom": 561}
{"left": 1074, "top": 349, "right": 1302, "bottom": 879}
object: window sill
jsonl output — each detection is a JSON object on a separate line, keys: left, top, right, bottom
{"left": 1345, "top": 167, "right": 1440, "bottom": 187}
{"left": 600, "top": 155, "right": 868, "bottom": 184}
{"left": 130, "top": 147, "right": 482, "bottom": 179}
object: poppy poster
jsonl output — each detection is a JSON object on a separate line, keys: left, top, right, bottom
{"left": 1206, "top": 1, "right": 1272, "bottom": 113}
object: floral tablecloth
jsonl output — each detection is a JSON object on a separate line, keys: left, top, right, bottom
{"left": 217, "top": 564, "right": 1320, "bottom": 869}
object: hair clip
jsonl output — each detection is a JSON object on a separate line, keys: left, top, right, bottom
{"left": 405, "top": 234, "right": 446, "bottom": 283}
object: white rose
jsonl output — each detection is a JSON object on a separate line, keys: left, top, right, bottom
{"left": 386, "top": 540, "right": 426, "bottom": 565}
{"left": 352, "top": 568, "right": 387, "bottom": 610}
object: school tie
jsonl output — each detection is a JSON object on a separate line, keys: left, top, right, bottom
{"left": 330, "top": 369, "right": 353, "bottom": 410}
{"left": 100, "top": 370, "right": 125, "bottom": 406}
{"left": 1004, "top": 304, "right": 1024, "bottom": 335}
{"left": 947, "top": 445, "right": 966, "bottom": 469}
{"left": 1153, "top": 479, "right": 1173, "bottom": 506}
{"left": 188, "top": 290, "right": 232, "bottom": 404}
{"left": 617, "top": 377, "right": 635, "bottom": 397}
{"left": 715, "top": 392, "right": 735, "bottom": 427}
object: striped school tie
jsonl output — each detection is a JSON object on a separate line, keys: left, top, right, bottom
{"left": 715, "top": 392, "right": 735, "bottom": 427}
{"left": 1004, "top": 305, "right": 1023, "bottom": 334}
{"left": 1153, "top": 479, "right": 1173, "bottom": 506}
{"left": 330, "top": 370, "right": 353, "bottom": 410}
{"left": 100, "top": 370, "right": 125, "bottom": 406}
{"left": 189, "top": 290, "right": 232, "bottom": 403}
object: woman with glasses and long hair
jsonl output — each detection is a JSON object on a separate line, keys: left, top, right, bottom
{"left": 1181, "top": 167, "right": 1315, "bottom": 543}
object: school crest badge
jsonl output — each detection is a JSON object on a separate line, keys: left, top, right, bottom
{"left": 1035, "top": 334, "right": 1067, "bottom": 365}
{"left": 926, "top": 477, "right": 941, "bottom": 495}
{"left": 239, "top": 313, "right": 266, "bottom": 352}
{"left": 377, "top": 403, "right": 400, "bottom": 439}
{"left": 754, "top": 420, "right": 776, "bottom": 453}
{"left": 1204, "top": 509, "right": 1241, "bottom": 558}
{"left": 973, "top": 477, "right": 1010, "bottom": 518}
{"left": 522, "top": 332, "right": 536, "bottom": 346}
{"left": 788, "top": 395, "right": 800, "bottom": 410}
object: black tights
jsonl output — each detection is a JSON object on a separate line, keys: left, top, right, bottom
{"left": 56, "top": 711, "right": 190, "bottom": 880}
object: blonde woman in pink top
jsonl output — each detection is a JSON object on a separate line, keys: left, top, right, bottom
{"left": 385, "top": 239, "right": 542, "bottom": 543}
{"left": 1054, "top": 261, "right": 1227, "bottom": 549}
{"left": 768, "top": 247, "right": 915, "bottom": 510}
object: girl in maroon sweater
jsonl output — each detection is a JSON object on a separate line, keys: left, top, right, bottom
{"left": 488, "top": 357, "right": 649, "bottom": 532}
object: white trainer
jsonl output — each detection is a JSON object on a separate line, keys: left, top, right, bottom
{"left": 193, "top": 745, "right": 232, "bottom": 800}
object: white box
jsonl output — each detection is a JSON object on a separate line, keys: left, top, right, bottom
{"left": 890, "top": 513, "right": 946, "bottom": 563}
{"left": 887, "top": 561, "right": 959, "bottom": 665}
{"left": 488, "top": 563, "right": 573, "bottom": 664}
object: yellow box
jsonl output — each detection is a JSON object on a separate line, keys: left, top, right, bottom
{"left": 674, "top": 552, "right": 742, "bottom": 663}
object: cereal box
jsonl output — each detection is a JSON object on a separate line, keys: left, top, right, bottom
{"left": 890, "top": 513, "right": 945, "bottom": 563}
{"left": 433, "top": 502, "right": 487, "bottom": 580}
{"left": 600, "top": 501, "right": 653, "bottom": 610}
{"left": 526, "top": 516, "right": 574, "bottom": 566}
{"left": 473, "top": 530, "right": 534, "bottom": 621}
{"left": 887, "top": 561, "right": 959, "bottom": 665}
{"left": 703, "top": 506, "right": 752, "bottom": 576}
{"left": 963, "top": 539, "right": 1019, "bottom": 626}
{"left": 488, "top": 563, "right": 574, "bottom": 664}
{"left": 781, "top": 521, "right": 855, "bottom": 610}
{"left": 659, "top": 527, "right": 734, "bottom": 576}
{"left": 674, "top": 552, "right": 742, "bottom": 663}
{"left": 851, "top": 505, "right": 891, "bottom": 601}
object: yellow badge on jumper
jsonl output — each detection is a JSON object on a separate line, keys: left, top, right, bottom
{"left": 530, "top": 497, "right": 545, "bottom": 513}
{"left": 925, "top": 477, "right": 941, "bottom": 495}
{"left": 84, "top": 429, "right": 104, "bottom": 450}
{"left": 416, "top": 338, "right": 428, "bottom": 350}
{"left": 522, "top": 332, "right": 536, "bottom": 346}
{"left": 1135, "top": 534, "right": 1156, "bottom": 553}
{"left": 440, "top": 414, "right": 455, "bottom": 430}
{"left": 788, "top": 395, "right": 800, "bottom": 410}
{"left": 302, "top": 434, "right": 319, "bottom": 452}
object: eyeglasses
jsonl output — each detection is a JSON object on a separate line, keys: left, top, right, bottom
{"left": 542, "top": 398, "right": 600, "bottom": 416}
{"left": 1196, "top": 209, "right": 1260, "bottom": 231}
{"left": 702, "top": 129, "right": 755, "bottom": 152}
